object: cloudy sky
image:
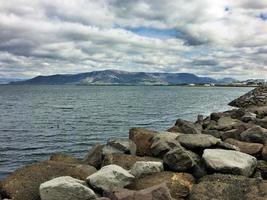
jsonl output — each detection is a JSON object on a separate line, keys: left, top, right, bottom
{"left": 0, "top": 0, "right": 267, "bottom": 79}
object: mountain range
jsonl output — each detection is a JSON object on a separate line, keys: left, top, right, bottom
{"left": 9, "top": 70, "right": 236, "bottom": 85}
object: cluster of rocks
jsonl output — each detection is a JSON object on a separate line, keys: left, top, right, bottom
{"left": 1, "top": 86, "right": 267, "bottom": 200}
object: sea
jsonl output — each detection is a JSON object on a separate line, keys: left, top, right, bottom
{"left": 0, "top": 85, "right": 251, "bottom": 179}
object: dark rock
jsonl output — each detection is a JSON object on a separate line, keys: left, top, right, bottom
{"left": 177, "top": 134, "right": 221, "bottom": 149}
{"left": 202, "top": 129, "right": 221, "bottom": 138}
{"left": 105, "top": 183, "right": 172, "bottom": 200}
{"left": 225, "top": 138, "right": 263, "bottom": 155}
{"left": 262, "top": 146, "right": 267, "bottom": 161}
{"left": 257, "top": 160, "right": 267, "bottom": 179}
{"left": 83, "top": 144, "right": 105, "bottom": 169}
{"left": 229, "top": 86, "right": 267, "bottom": 108}
{"left": 50, "top": 153, "right": 82, "bottom": 164}
{"left": 104, "top": 138, "right": 136, "bottom": 155}
{"left": 241, "top": 112, "right": 257, "bottom": 123}
{"left": 240, "top": 126, "right": 267, "bottom": 144}
{"left": 248, "top": 106, "right": 267, "bottom": 118}
{"left": 1, "top": 161, "right": 97, "bottom": 200}
{"left": 210, "top": 112, "right": 224, "bottom": 121}
{"left": 174, "top": 119, "right": 202, "bottom": 134}
{"left": 255, "top": 117, "right": 267, "bottom": 129}
{"left": 150, "top": 132, "right": 181, "bottom": 157}
{"left": 163, "top": 146, "right": 199, "bottom": 171}
{"left": 220, "top": 128, "right": 241, "bottom": 140}
{"left": 129, "top": 128, "right": 157, "bottom": 156}
{"left": 230, "top": 109, "right": 246, "bottom": 120}
{"left": 102, "top": 153, "right": 161, "bottom": 170}
{"left": 127, "top": 171, "right": 194, "bottom": 200}
{"left": 189, "top": 173, "right": 267, "bottom": 200}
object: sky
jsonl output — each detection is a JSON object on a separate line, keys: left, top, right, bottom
{"left": 0, "top": 0, "right": 267, "bottom": 79}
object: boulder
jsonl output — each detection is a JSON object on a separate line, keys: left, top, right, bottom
{"left": 224, "top": 138, "right": 263, "bottom": 155}
{"left": 220, "top": 128, "right": 241, "bottom": 140}
{"left": 102, "top": 153, "right": 161, "bottom": 170}
{"left": 128, "top": 171, "right": 194, "bottom": 199}
{"left": 103, "top": 138, "right": 136, "bottom": 155}
{"left": 189, "top": 173, "right": 267, "bottom": 200}
{"left": 255, "top": 117, "right": 267, "bottom": 129}
{"left": 105, "top": 183, "right": 172, "bottom": 200}
{"left": 83, "top": 144, "right": 105, "bottom": 169}
{"left": 177, "top": 134, "right": 221, "bottom": 149}
{"left": 240, "top": 126, "right": 267, "bottom": 144}
{"left": 241, "top": 112, "right": 257, "bottom": 122}
{"left": 87, "top": 165, "right": 135, "bottom": 192}
{"left": 216, "top": 141, "right": 240, "bottom": 151}
{"left": 229, "top": 86, "right": 267, "bottom": 108}
{"left": 129, "top": 128, "right": 157, "bottom": 156}
{"left": 216, "top": 116, "right": 240, "bottom": 131}
{"left": 248, "top": 105, "right": 267, "bottom": 118}
{"left": 1, "top": 161, "right": 97, "bottom": 200}
{"left": 173, "top": 119, "right": 202, "bottom": 134}
{"left": 203, "top": 149, "right": 257, "bottom": 176}
{"left": 39, "top": 176, "right": 97, "bottom": 200}
{"left": 202, "top": 129, "right": 221, "bottom": 138}
{"left": 150, "top": 132, "right": 181, "bottom": 157}
{"left": 50, "top": 153, "right": 82, "bottom": 164}
{"left": 163, "top": 146, "right": 199, "bottom": 171}
{"left": 130, "top": 161, "right": 163, "bottom": 178}
{"left": 262, "top": 146, "right": 267, "bottom": 161}
{"left": 257, "top": 160, "right": 267, "bottom": 179}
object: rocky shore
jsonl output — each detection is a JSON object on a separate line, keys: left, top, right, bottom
{"left": 1, "top": 86, "right": 267, "bottom": 200}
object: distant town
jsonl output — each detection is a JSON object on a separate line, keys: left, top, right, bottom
{"left": 187, "top": 79, "right": 267, "bottom": 87}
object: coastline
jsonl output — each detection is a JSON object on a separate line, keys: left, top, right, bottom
{"left": 1, "top": 86, "right": 267, "bottom": 200}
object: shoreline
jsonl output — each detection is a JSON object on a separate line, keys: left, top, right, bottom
{"left": 1, "top": 86, "right": 267, "bottom": 200}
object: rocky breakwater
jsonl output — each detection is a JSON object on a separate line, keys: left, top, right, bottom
{"left": 1, "top": 86, "right": 267, "bottom": 200}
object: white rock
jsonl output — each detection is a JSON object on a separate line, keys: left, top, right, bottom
{"left": 130, "top": 161, "right": 164, "bottom": 178}
{"left": 203, "top": 149, "right": 257, "bottom": 176}
{"left": 40, "top": 176, "right": 97, "bottom": 200}
{"left": 87, "top": 164, "right": 135, "bottom": 191}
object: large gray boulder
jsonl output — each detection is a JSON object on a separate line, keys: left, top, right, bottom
{"left": 39, "top": 176, "right": 97, "bottom": 200}
{"left": 87, "top": 165, "right": 135, "bottom": 191}
{"left": 203, "top": 149, "right": 257, "bottom": 176}
{"left": 177, "top": 134, "right": 221, "bottom": 149}
{"left": 163, "top": 146, "right": 199, "bottom": 171}
{"left": 240, "top": 126, "right": 267, "bottom": 144}
{"left": 130, "top": 161, "right": 163, "bottom": 178}
{"left": 150, "top": 132, "right": 181, "bottom": 157}
{"left": 103, "top": 138, "right": 136, "bottom": 155}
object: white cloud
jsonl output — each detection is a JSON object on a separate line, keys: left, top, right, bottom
{"left": 0, "top": 0, "right": 266, "bottom": 79}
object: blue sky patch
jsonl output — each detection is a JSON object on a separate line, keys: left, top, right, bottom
{"left": 125, "top": 27, "right": 177, "bottom": 39}
{"left": 259, "top": 13, "right": 267, "bottom": 21}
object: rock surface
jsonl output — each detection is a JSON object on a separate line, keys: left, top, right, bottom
{"left": 129, "top": 128, "right": 157, "bottom": 156}
{"left": 189, "top": 173, "right": 267, "bottom": 200}
{"left": 101, "top": 153, "right": 161, "bottom": 170}
{"left": 39, "top": 176, "right": 97, "bottom": 200}
{"left": 87, "top": 165, "right": 135, "bottom": 191}
{"left": 229, "top": 86, "right": 267, "bottom": 108}
{"left": 240, "top": 126, "right": 267, "bottom": 144}
{"left": 1, "top": 161, "right": 97, "bottom": 200}
{"left": 203, "top": 149, "right": 257, "bottom": 176}
{"left": 150, "top": 132, "right": 181, "bottom": 157}
{"left": 173, "top": 119, "right": 202, "bottom": 134}
{"left": 224, "top": 138, "right": 263, "bottom": 155}
{"left": 163, "top": 146, "right": 199, "bottom": 171}
{"left": 128, "top": 171, "right": 194, "bottom": 199}
{"left": 103, "top": 138, "right": 136, "bottom": 155}
{"left": 105, "top": 183, "right": 172, "bottom": 200}
{"left": 130, "top": 161, "right": 163, "bottom": 178}
{"left": 50, "top": 153, "right": 82, "bottom": 164}
{"left": 83, "top": 144, "right": 105, "bottom": 169}
{"left": 177, "top": 134, "right": 221, "bottom": 149}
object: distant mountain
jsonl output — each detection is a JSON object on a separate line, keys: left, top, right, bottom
{"left": 10, "top": 70, "right": 233, "bottom": 85}
{"left": 217, "top": 78, "right": 238, "bottom": 84}
{"left": 0, "top": 78, "right": 24, "bottom": 84}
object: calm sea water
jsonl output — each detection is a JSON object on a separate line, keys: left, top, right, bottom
{"left": 0, "top": 85, "right": 251, "bottom": 179}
